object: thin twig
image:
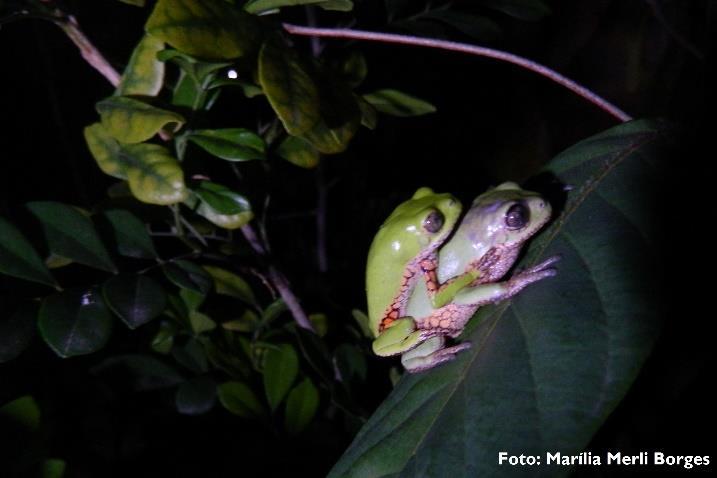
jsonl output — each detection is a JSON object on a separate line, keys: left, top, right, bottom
{"left": 55, "top": 14, "right": 120, "bottom": 87}
{"left": 282, "top": 24, "right": 633, "bottom": 122}
{"left": 241, "top": 225, "right": 316, "bottom": 332}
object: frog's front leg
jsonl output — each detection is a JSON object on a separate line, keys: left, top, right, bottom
{"left": 372, "top": 317, "right": 426, "bottom": 356}
{"left": 421, "top": 253, "right": 480, "bottom": 309}
{"left": 453, "top": 255, "right": 560, "bottom": 307}
{"left": 401, "top": 336, "right": 472, "bottom": 373}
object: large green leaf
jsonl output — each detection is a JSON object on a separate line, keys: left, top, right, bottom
{"left": 329, "top": 119, "right": 666, "bottom": 477}
{"left": 145, "top": 0, "right": 261, "bottom": 61}
{"left": 258, "top": 41, "right": 320, "bottom": 136}
{"left": 263, "top": 343, "right": 299, "bottom": 411}
{"left": 96, "top": 96, "right": 185, "bottom": 144}
{"left": 187, "top": 128, "right": 266, "bottom": 162}
{"left": 301, "top": 76, "right": 360, "bottom": 154}
{"left": 27, "top": 202, "right": 117, "bottom": 273}
{"left": 103, "top": 275, "right": 167, "bottom": 329}
{"left": 117, "top": 34, "right": 166, "bottom": 96}
{"left": 0, "top": 217, "right": 56, "bottom": 286}
{"left": 84, "top": 122, "right": 188, "bottom": 205}
{"left": 102, "top": 209, "right": 158, "bottom": 259}
{"left": 38, "top": 288, "right": 114, "bottom": 358}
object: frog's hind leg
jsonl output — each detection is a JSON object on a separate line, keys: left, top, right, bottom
{"left": 401, "top": 336, "right": 472, "bottom": 373}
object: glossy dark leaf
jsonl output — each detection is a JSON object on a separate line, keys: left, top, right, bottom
{"left": 0, "top": 303, "right": 38, "bottom": 363}
{"left": 329, "top": 120, "right": 666, "bottom": 477}
{"left": 103, "top": 209, "right": 158, "bottom": 259}
{"left": 163, "top": 259, "right": 212, "bottom": 295}
{"left": 263, "top": 343, "right": 299, "bottom": 411}
{"left": 176, "top": 376, "right": 216, "bottom": 415}
{"left": 103, "top": 275, "right": 167, "bottom": 329}
{"left": 145, "top": 0, "right": 262, "bottom": 61}
{"left": 192, "top": 182, "right": 254, "bottom": 229}
{"left": 27, "top": 202, "right": 117, "bottom": 273}
{"left": 0, "top": 217, "right": 56, "bottom": 286}
{"left": 38, "top": 288, "right": 113, "bottom": 358}
{"left": 284, "top": 378, "right": 319, "bottom": 434}
{"left": 217, "top": 381, "right": 265, "bottom": 418}
{"left": 187, "top": 128, "right": 266, "bottom": 162}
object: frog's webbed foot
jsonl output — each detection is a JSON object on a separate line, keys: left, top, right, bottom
{"left": 401, "top": 336, "right": 472, "bottom": 373}
{"left": 508, "top": 255, "right": 561, "bottom": 293}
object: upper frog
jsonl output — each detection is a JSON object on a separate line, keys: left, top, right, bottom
{"left": 366, "top": 187, "right": 462, "bottom": 337}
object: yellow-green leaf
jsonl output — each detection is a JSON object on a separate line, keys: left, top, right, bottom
{"left": 301, "top": 116, "right": 359, "bottom": 154}
{"left": 96, "top": 96, "right": 185, "bottom": 144}
{"left": 363, "top": 89, "right": 436, "bottom": 117}
{"left": 117, "top": 34, "right": 166, "bottom": 96}
{"left": 145, "top": 0, "right": 261, "bottom": 61}
{"left": 258, "top": 41, "right": 320, "bottom": 136}
{"left": 276, "top": 135, "right": 320, "bottom": 168}
{"left": 245, "top": 0, "right": 353, "bottom": 14}
{"left": 84, "top": 123, "right": 188, "bottom": 205}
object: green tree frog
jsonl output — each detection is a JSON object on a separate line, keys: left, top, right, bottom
{"left": 367, "top": 182, "right": 559, "bottom": 373}
{"left": 366, "top": 187, "right": 479, "bottom": 359}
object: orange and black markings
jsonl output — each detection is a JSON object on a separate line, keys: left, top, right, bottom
{"left": 378, "top": 262, "right": 422, "bottom": 332}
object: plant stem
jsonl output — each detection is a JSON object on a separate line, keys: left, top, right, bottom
{"left": 241, "top": 225, "right": 316, "bottom": 332}
{"left": 55, "top": 14, "right": 120, "bottom": 87}
{"left": 282, "top": 24, "right": 633, "bottom": 122}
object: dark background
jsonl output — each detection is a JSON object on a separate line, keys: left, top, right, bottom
{"left": 0, "top": 0, "right": 713, "bottom": 476}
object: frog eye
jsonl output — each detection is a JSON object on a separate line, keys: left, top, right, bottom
{"left": 505, "top": 203, "right": 529, "bottom": 229}
{"left": 423, "top": 210, "right": 444, "bottom": 233}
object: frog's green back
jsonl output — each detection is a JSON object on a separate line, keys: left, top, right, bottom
{"left": 365, "top": 189, "right": 461, "bottom": 336}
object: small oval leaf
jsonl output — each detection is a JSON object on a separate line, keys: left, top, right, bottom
{"left": 284, "top": 377, "right": 319, "bottom": 434}
{"left": 0, "top": 217, "right": 56, "bottom": 286}
{"left": 96, "top": 96, "right": 185, "bottom": 144}
{"left": 187, "top": 128, "right": 266, "bottom": 161}
{"left": 363, "top": 89, "right": 436, "bottom": 117}
{"left": 39, "top": 288, "right": 113, "bottom": 358}
{"left": 217, "top": 381, "right": 265, "bottom": 418}
{"left": 203, "top": 266, "right": 256, "bottom": 305}
{"left": 103, "top": 275, "right": 167, "bottom": 329}
{"left": 27, "top": 202, "right": 117, "bottom": 273}
{"left": 263, "top": 344, "right": 299, "bottom": 411}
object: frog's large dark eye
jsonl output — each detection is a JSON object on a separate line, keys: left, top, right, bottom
{"left": 505, "top": 203, "right": 529, "bottom": 229}
{"left": 423, "top": 210, "right": 444, "bottom": 233}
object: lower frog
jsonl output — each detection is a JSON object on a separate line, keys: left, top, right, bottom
{"left": 400, "top": 182, "right": 559, "bottom": 373}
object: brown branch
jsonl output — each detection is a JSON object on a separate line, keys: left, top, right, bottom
{"left": 55, "top": 15, "right": 121, "bottom": 87}
{"left": 282, "top": 24, "right": 633, "bottom": 123}
{"left": 241, "top": 225, "right": 316, "bottom": 333}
